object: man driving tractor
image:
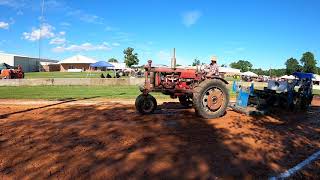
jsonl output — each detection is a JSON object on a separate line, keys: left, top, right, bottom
{"left": 205, "top": 56, "right": 219, "bottom": 77}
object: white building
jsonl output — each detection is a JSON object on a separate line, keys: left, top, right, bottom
{"left": 107, "top": 62, "right": 127, "bottom": 70}
{"left": 313, "top": 74, "right": 320, "bottom": 87}
{"left": 59, "top": 55, "right": 97, "bottom": 72}
{"left": 219, "top": 67, "right": 241, "bottom": 76}
{"left": 0, "top": 53, "right": 58, "bottom": 72}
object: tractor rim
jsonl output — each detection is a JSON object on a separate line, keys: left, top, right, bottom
{"left": 202, "top": 87, "right": 224, "bottom": 112}
{"left": 142, "top": 99, "right": 154, "bottom": 113}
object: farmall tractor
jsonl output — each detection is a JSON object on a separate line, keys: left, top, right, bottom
{"left": 135, "top": 49, "right": 229, "bottom": 119}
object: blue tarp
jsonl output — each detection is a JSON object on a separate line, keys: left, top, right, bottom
{"left": 292, "top": 72, "right": 314, "bottom": 79}
{"left": 90, "top": 61, "right": 114, "bottom": 68}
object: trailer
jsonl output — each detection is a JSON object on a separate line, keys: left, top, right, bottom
{"left": 230, "top": 72, "right": 314, "bottom": 115}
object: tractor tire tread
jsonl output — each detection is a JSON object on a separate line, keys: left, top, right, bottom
{"left": 135, "top": 94, "right": 157, "bottom": 114}
{"left": 193, "top": 79, "right": 229, "bottom": 119}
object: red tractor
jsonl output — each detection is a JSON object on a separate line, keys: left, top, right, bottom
{"left": 0, "top": 64, "right": 24, "bottom": 79}
{"left": 135, "top": 49, "right": 229, "bottom": 119}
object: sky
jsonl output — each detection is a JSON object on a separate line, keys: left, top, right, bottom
{"left": 0, "top": 0, "right": 319, "bottom": 69}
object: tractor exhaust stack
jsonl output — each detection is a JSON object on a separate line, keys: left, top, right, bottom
{"left": 171, "top": 48, "right": 176, "bottom": 69}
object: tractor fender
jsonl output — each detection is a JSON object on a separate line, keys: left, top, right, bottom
{"left": 210, "top": 77, "right": 229, "bottom": 85}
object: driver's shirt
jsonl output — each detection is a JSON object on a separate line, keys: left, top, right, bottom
{"left": 206, "top": 63, "right": 219, "bottom": 76}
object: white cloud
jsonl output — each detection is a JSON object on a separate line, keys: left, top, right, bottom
{"left": 182, "top": 10, "right": 202, "bottom": 27}
{"left": 45, "top": 0, "right": 63, "bottom": 9}
{"left": 105, "top": 26, "right": 116, "bottom": 31}
{"left": 0, "top": 0, "right": 26, "bottom": 9}
{"left": 49, "top": 31, "right": 66, "bottom": 45}
{"left": 59, "top": 31, "right": 65, "bottom": 36}
{"left": 68, "top": 10, "right": 103, "bottom": 24}
{"left": 50, "top": 37, "right": 66, "bottom": 45}
{"left": 112, "top": 42, "right": 120, "bottom": 47}
{"left": 52, "top": 42, "right": 112, "bottom": 53}
{"left": 0, "top": 21, "right": 9, "bottom": 29}
{"left": 60, "top": 22, "right": 71, "bottom": 27}
{"left": 23, "top": 24, "right": 55, "bottom": 41}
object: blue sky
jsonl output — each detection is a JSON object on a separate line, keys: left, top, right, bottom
{"left": 0, "top": 0, "right": 319, "bottom": 69}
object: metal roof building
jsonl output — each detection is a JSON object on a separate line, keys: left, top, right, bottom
{"left": 0, "top": 53, "right": 58, "bottom": 72}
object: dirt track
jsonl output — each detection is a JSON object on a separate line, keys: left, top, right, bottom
{"left": 0, "top": 98, "right": 319, "bottom": 179}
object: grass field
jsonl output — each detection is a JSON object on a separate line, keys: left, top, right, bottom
{"left": 314, "top": 89, "right": 320, "bottom": 95}
{"left": 0, "top": 85, "right": 238, "bottom": 100}
{"left": 24, "top": 71, "right": 117, "bottom": 79}
{"left": 0, "top": 86, "right": 149, "bottom": 100}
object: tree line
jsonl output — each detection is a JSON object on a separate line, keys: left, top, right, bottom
{"left": 110, "top": 48, "right": 319, "bottom": 77}
{"left": 107, "top": 47, "right": 140, "bottom": 67}
{"left": 229, "top": 52, "right": 319, "bottom": 76}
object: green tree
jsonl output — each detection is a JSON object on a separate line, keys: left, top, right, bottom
{"left": 176, "top": 64, "right": 182, "bottom": 67}
{"left": 251, "top": 68, "right": 267, "bottom": 76}
{"left": 285, "top": 58, "right": 301, "bottom": 74}
{"left": 270, "top": 68, "right": 286, "bottom": 77}
{"left": 123, "top": 47, "right": 139, "bottom": 67}
{"left": 192, "top": 58, "right": 201, "bottom": 66}
{"left": 300, "top": 52, "right": 317, "bottom": 73}
{"left": 230, "top": 60, "right": 253, "bottom": 72}
{"left": 221, "top": 64, "right": 227, "bottom": 67}
{"left": 108, "top": 58, "right": 118, "bottom": 63}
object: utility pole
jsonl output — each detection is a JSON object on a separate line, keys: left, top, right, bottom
{"left": 38, "top": 0, "right": 45, "bottom": 71}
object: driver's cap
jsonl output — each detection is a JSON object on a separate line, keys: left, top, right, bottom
{"left": 211, "top": 56, "right": 217, "bottom": 62}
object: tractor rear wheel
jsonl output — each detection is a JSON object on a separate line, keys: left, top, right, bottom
{"left": 193, "top": 79, "right": 229, "bottom": 119}
{"left": 179, "top": 95, "right": 193, "bottom": 108}
{"left": 135, "top": 94, "right": 157, "bottom": 114}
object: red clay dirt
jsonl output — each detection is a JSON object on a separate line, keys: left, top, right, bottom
{"left": 0, "top": 97, "right": 319, "bottom": 179}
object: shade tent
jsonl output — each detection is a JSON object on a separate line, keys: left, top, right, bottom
{"left": 219, "top": 67, "right": 241, "bottom": 75}
{"left": 0, "top": 63, "right": 13, "bottom": 71}
{"left": 240, "top": 71, "right": 258, "bottom": 77}
{"left": 313, "top": 74, "right": 320, "bottom": 81}
{"left": 90, "top": 61, "right": 114, "bottom": 68}
{"left": 107, "top": 62, "right": 127, "bottom": 70}
{"left": 88, "top": 61, "right": 116, "bottom": 78}
{"left": 280, "top": 75, "right": 296, "bottom": 80}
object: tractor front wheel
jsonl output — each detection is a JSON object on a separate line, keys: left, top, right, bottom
{"left": 135, "top": 94, "right": 157, "bottom": 114}
{"left": 193, "top": 79, "right": 229, "bottom": 119}
{"left": 179, "top": 95, "right": 193, "bottom": 108}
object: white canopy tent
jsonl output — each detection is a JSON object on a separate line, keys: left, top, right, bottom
{"left": 107, "top": 62, "right": 127, "bottom": 70}
{"left": 313, "top": 74, "right": 320, "bottom": 81}
{"left": 280, "top": 75, "right": 296, "bottom": 80}
{"left": 219, "top": 67, "right": 241, "bottom": 75}
{"left": 240, "top": 71, "right": 258, "bottom": 77}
